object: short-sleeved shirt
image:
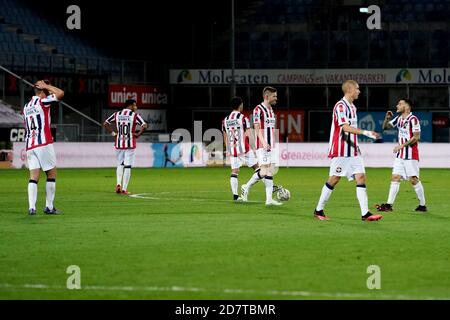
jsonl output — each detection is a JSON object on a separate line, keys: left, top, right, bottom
{"left": 222, "top": 111, "right": 250, "bottom": 157}
{"left": 253, "top": 103, "right": 276, "bottom": 149}
{"left": 105, "top": 109, "right": 146, "bottom": 149}
{"left": 328, "top": 97, "right": 359, "bottom": 158}
{"left": 23, "top": 94, "right": 59, "bottom": 151}
{"left": 389, "top": 113, "right": 421, "bottom": 160}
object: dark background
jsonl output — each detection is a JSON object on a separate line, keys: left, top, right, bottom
{"left": 20, "top": 0, "right": 246, "bottom": 61}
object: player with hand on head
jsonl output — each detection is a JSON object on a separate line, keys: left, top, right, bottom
{"left": 251, "top": 86, "right": 283, "bottom": 206}
{"left": 222, "top": 96, "right": 262, "bottom": 201}
{"left": 313, "top": 80, "right": 382, "bottom": 221}
{"left": 375, "top": 98, "right": 427, "bottom": 213}
{"left": 104, "top": 99, "right": 148, "bottom": 195}
{"left": 24, "top": 80, "right": 64, "bottom": 215}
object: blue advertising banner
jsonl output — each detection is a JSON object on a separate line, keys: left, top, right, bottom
{"left": 151, "top": 143, "right": 205, "bottom": 167}
{"left": 358, "top": 112, "right": 432, "bottom": 143}
{"left": 151, "top": 143, "right": 185, "bottom": 167}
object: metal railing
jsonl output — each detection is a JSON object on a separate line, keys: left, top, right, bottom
{"left": 0, "top": 53, "right": 167, "bottom": 84}
{"left": 0, "top": 64, "right": 104, "bottom": 142}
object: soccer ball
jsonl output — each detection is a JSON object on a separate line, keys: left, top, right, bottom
{"left": 276, "top": 187, "right": 290, "bottom": 201}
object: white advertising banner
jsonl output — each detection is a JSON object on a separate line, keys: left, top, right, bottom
{"left": 278, "top": 143, "right": 450, "bottom": 168}
{"left": 12, "top": 142, "right": 450, "bottom": 168}
{"left": 170, "top": 68, "right": 450, "bottom": 85}
{"left": 12, "top": 142, "right": 206, "bottom": 168}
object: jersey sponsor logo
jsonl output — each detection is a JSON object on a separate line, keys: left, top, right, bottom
{"left": 23, "top": 106, "right": 39, "bottom": 116}
{"left": 117, "top": 115, "right": 131, "bottom": 122}
{"left": 226, "top": 119, "right": 241, "bottom": 127}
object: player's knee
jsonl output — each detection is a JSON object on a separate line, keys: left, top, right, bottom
{"left": 255, "top": 167, "right": 264, "bottom": 179}
{"left": 29, "top": 169, "right": 40, "bottom": 181}
{"left": 29, "top": 177, "right": 39, "bottom": 184}
{"left": 391, "top": 175, "right": 401, "bottom": 182}
{"left": 45, "top": 169, "right": 57, "bottom": 179}
{"left": 355, "top": 174, "right": 366, "bottom": 185}
{"left": 328, "top": 176, "right": 340, "bottom": 186}
{"left": 410, "top": 176, "right": 419, "bottom": 185}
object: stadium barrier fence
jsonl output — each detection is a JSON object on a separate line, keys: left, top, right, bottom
{"left": 11, "top": 142, "right": 450, "bottom": 169}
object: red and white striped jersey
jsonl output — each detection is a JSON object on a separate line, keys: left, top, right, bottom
{"left": 23, "top": 94, "right": 58, "bottom": 151}
{"left": 328, "top": 97, "right": 359, "bottom": 158}
{"left": 253, "top": 103, "right": 276, "bottom": 149}
{"left": 222, "top": 111, "right": 250, "bottom": 157}
{"left": 105, "top": 109, "right": 146, "bottom": 149}
{"left": 389, "top": 113, "right": 421, "bottom": 160}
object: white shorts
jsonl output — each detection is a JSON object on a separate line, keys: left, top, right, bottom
{"left": 392, "top": 158, "right": 420, "bottom": 180}
{"left": 230, "top": 151, "right": 258, "bottom": 170}
{"left": 116, "top": 149, "right": 136, "bottom": 167}
{"left": 27, "top": 144, "right": 56, "bottom": 171}
{"left": 257, "top": 148, "right": 278, "bottom": 166}
{"left": 329, "top": 156, "right": 365, "bottom": 181}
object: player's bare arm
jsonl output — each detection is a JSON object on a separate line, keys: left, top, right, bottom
{"left": 35, "top": 80, "right": 64, "bottom": 100}
{"left": 342, "top": 123, "right": 380, "bottom": 139}
{"left": 393, "top": 132, "right": 420, "bottom": 153}
{"left": 382, "top": 111, "right": 394, "bottom": 130}
{"left": 134, "top": 123, "right": 148, "bottom": 138}
{"left": 254, "top": 123, "right": 269, "bottom": 150}
{"left": 223, "top": 131, "right": 230, "bottom": 156}
{"left": 103, "top": 121, "right": 117, "bottom": 136}
{"left": 244, "top": 128, "right": 256, "bottom": 152}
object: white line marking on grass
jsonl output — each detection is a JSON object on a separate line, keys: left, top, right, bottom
{"left": 129, "top": 193, "right": 260, "bottom": 203}
{"left": 0, "top": 283, "right": 446, "bottom": 300}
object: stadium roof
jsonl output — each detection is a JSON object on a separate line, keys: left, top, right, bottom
{"left": 0, "top": 100, "right": 23, "bottom": 127}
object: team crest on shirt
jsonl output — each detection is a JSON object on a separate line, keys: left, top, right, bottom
{"left": 335, "top": 167, "right": 342, "bottom": 173}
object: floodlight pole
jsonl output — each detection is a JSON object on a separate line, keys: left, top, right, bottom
{"left": 230, "top": 0, "right": 236, "bottom": 98}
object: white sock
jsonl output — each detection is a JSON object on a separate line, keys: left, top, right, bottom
{"left": 246, "top": 170, "right": 262, "bottom": 189}
{"left": 316, "top": 183, "right": 334, "bottom": 211}
{"left": 356, "top": 184, "right": 369, "bottom": 216}
{"left": 28, "top": 180, "right": 38, "bottom": 210}
{"left": 264, "top": 176, "right": 273, "bottom": 202}
{"left": 122, "top": 167, "right": 131, "bottom": 191}
{"left": 387, "top": 181, "right": 400, "bottom": 205}
{"left": 45, "top": 180, "right": 56, "bottom": 210}
{"left": 230, "top": 174, "right": 238, "bottom": 196}
{"left": 117, "top": 165, "right": 124, "bottom": 186}
{"left": 413, "top": 181, "right": 426, "bottom": 206}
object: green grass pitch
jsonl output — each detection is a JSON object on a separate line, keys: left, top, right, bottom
{"left": 0, "top": 167, "right": 449, "bottom": 299}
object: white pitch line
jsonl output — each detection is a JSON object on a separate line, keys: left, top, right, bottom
{"left": 0, "top": 283, "right": 446, "bottom": 300}
{"left": 129, "top": 193, "right": 261, "bottom": 203}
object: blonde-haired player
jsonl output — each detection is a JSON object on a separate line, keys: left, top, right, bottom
{"left": 313, "top": 80, "right": 382, "bottom": 221}
{"left": 251, "top": 86, "right": 282, "bottom": 206}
